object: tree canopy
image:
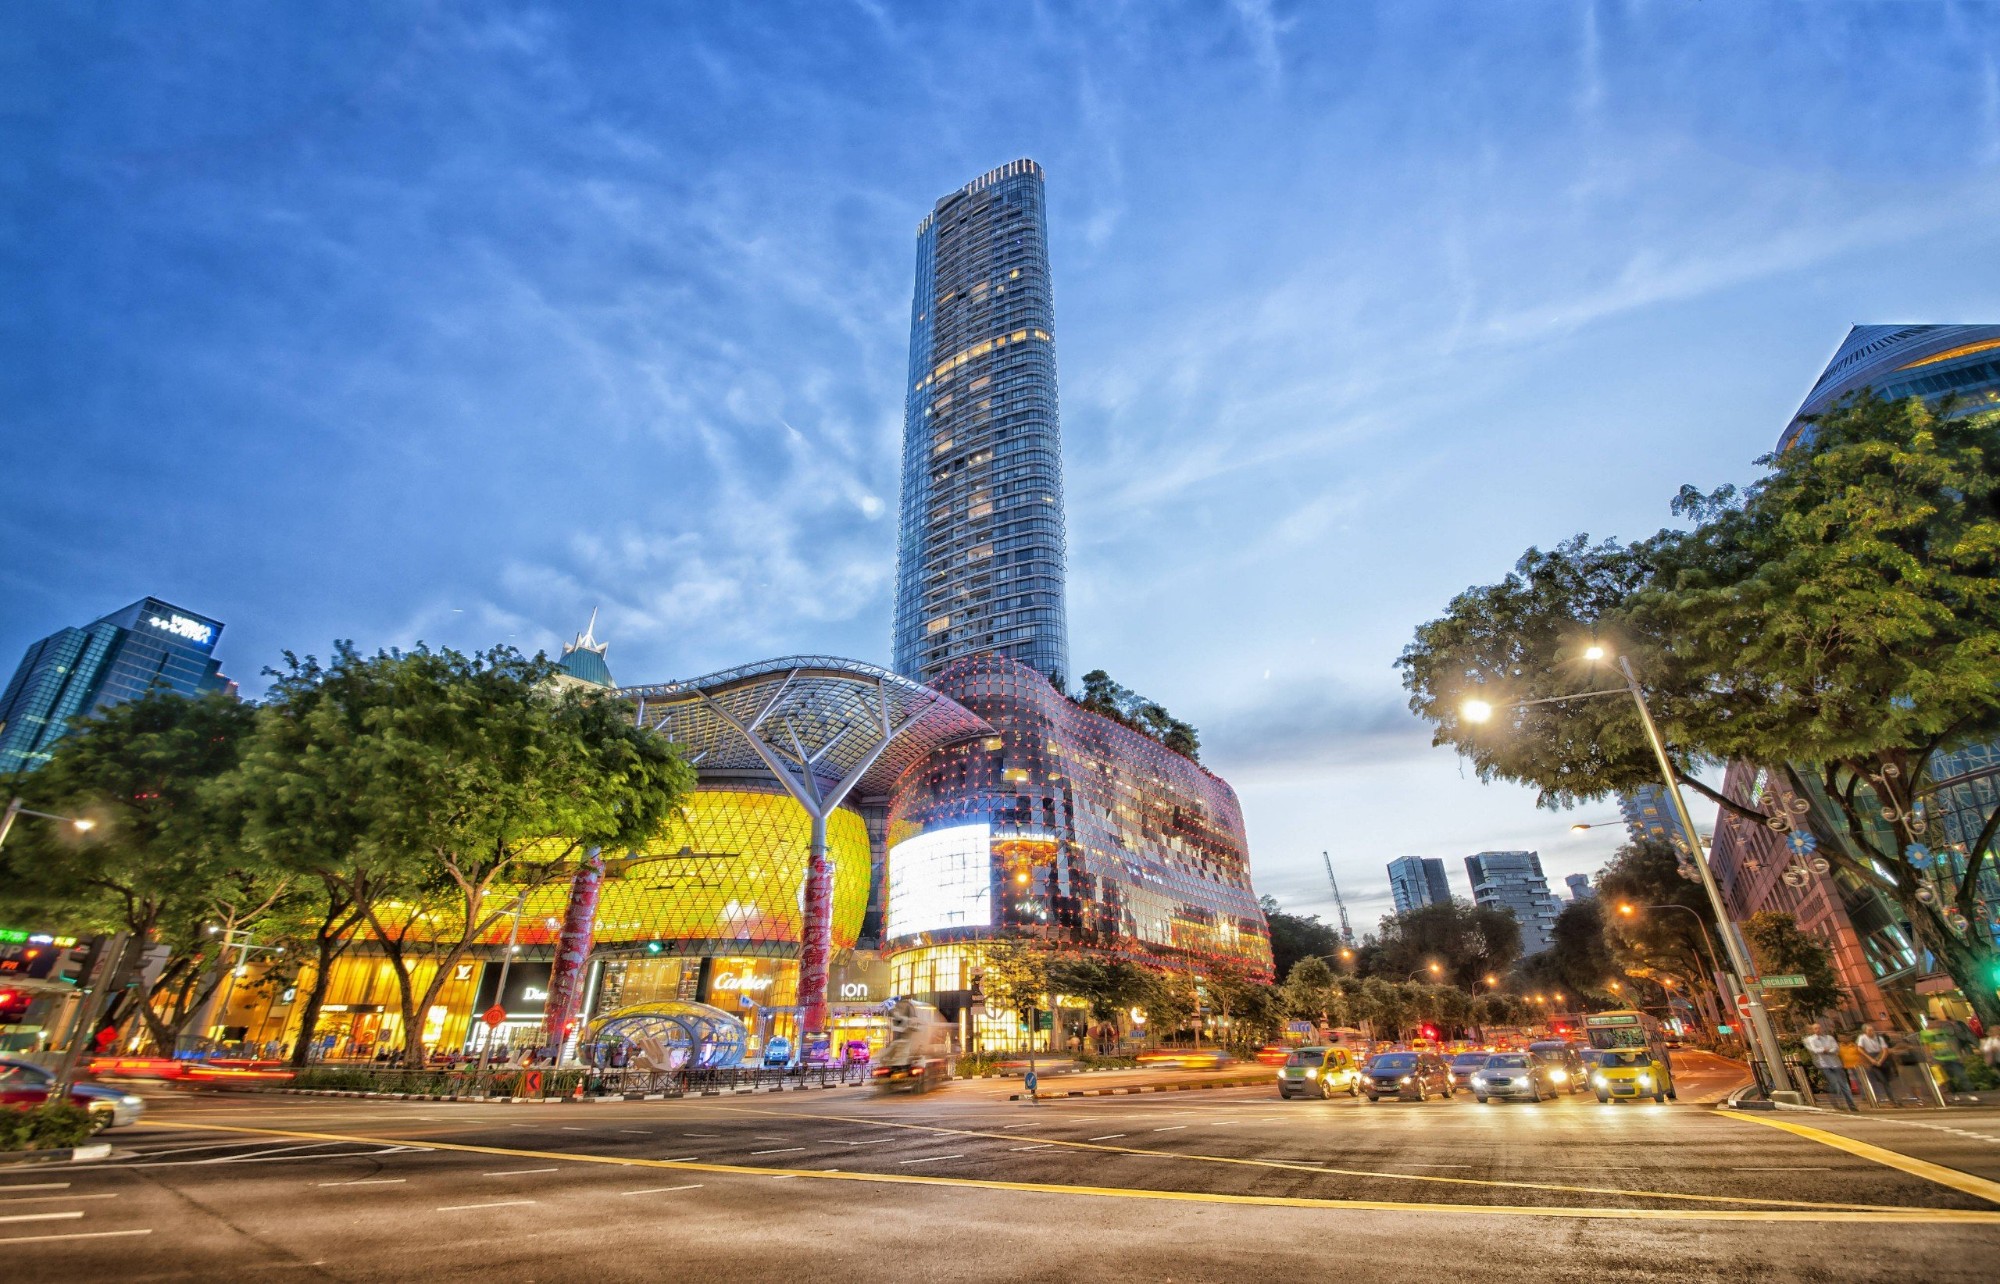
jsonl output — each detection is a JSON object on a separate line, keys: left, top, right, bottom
{"left": 1072, "top": 669, "right": 1202, "bottom": 762}
{"left": 1398, "top": 395, "right": 2000, "bottom": 1022}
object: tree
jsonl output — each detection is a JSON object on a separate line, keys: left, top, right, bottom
{"left": 1397, "top": 396, "right": 2000, "bottom": 1025}
{"left": 1073, "top": 670, "right": 1202, "bottom": 762}
{"left": 1743, "top": 912, "right": 1846, "bottom": 1030}
{"left": 1258, "top": 895, "right": 1343, "bottom": 981}
{"left": 1516, "top": 899, "right": 1618, "bottom": 1004}
{"left": 234, "top": 644, "right": 695, "bottom": 1066}
{"left": 976, "top": 940, "right": 1050, "bottom": 1046}
{"left": 1598, "top": 840, "right": 1725, "bottom": 1028}
{"left": 1368, "top": 900, "right": 1522, "bottom": 988}
{"left": 1133, "top": 969, "right": 1198, "bottom": 1043}
{"left": 1282, "top": 956, "right": 1342, "bottom": 1028}
{"left": 0, "top": 689, "right": 279, "bottom": 1052}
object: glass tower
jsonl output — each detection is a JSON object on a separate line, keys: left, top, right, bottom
{"left": 892, "top": 159, "right": 1070, "bottom": 688}
{"left": 0, "top": 597, "right": 230, "bottom": 774}
{"left": 1386, "top": 856, "right": 1452, "bottom": 915}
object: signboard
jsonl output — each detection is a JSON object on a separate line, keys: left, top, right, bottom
{"left": 1759, "top": 974, "right": 1809, "bottom": 989}
{"left": 828, "top": 952, "right": 891, "bottom": 1007}
{"left": 1585, "top": 1013, "right": 1640, "bottom": 1027}
{"left": 474, "top": 961, "right": 553, "bottom": 1017}
{"left": 886, "top": 823, "right": 992, "bottom": 938}
{"left": 140, "top": 607, "right": 222, "bottom": 653}
{"left": 482, "top": 1005, "right": 507, "bottom": 1029}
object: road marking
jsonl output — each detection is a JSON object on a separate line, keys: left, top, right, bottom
{"left": 1717, "top": 1110, "right": 2000, "bottom": 1207}
{"left": 1735, "top": 1167, "right": 1830, "bottom": 1172}
{"left": 618, "top": 1130, "right": 652, "bottom": 1135}
{"left": 560, "top": 1127, "right": 587, "bottom": 1132}
{"left": 898, "top": 1155, "right": 964, "bottom": 1164}
{"left": 0, "top": 1228, "right": 154, "bottom": 1246}
{"left": 1088, "top": 1134, "right": 1126, "bottom": 1141}
{"left": 697, "top": 1106, "right": 1912, "bottom": 1213}
{"left": 316, "top": 1179, "right": 406, "bottom": 1187}
{"left": 621, "top": 1185, "right": 704, "bottom": 1195}
{"left": 1401, "top": 1164, "right": 1471, "bottom": 1169}
{"left": 1009, "top": 1145, "right": 1054, "bottom": 1151}
{"left": 683, "top": 1133, "right": 720, "bottom": 1137}
{"left": 752, "top": 1148, "right": 805, "bottom": 1155}
{"left": 0, "top": 1183, "right": 69, "bottom": 1192}
{"left": 1154, "top": 1126, "right": 1187, "bottom": 1132}
{"left": 438, "top": 1200, "right": 538, "bottom": 1212}
{"left": 663, "top": 1156, "right": 699, "bottom": 1162}
{"left": 840, "top": 1139, "right": 896, "bottom": 1146}
{"left": 143, "top": 1119, "right": 2000, "bottom": 1225}
{"left": 485, "top": 1168, "right": 560, "bottom": 1176}
{"left": 0, "top": 1211, "right": 83, "bottom": 1224}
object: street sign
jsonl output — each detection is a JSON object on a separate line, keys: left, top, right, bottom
{"left": 481, "top": 1004, "right": 507, "bottom": 1028}
{"left": 1760, "top": 974, "right": 1809, "bottom": 989}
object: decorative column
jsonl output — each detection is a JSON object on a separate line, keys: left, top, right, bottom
{"left": 798, "top": 813, "right": 834, "bottom": 1038}
{"left": 542, "top": 847, "right": 604, "bottom": 1061}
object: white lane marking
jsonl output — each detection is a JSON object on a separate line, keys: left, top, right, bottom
{"left": 898, "top": 1154, "right": 964, "bottom": 1165}
{"left": 0, "top": 1193, "right": 119, "bottom": 1204}
{"left": 620, "top": 1185, "right": 703, "bottom": 1195}
{"left": 0, "top": 1228, "right": 153, "bottom": 1245}
{"left": 1087, "top": 1134, "right": 1125, "bottom": 1141}
{"left": 839, "top": 1139, "right": 896, "bottom": 1146}
{"left": 1153, "top": 1126, "right": 1187, "bottom": 1132}
{"left": 485, "top": 1168, "right": 560, "bottom": 1176}
{"left": 0, "top": 1212, "right": 84, "bottom": 1225}
{"left": 683, "top": 1133, "right": 721, "bottom": 1137}
{"left": 618, "top": 1130, "right": 652, "bottom": 1135}
{"left": 1400, "top": 1164, "right": 1472, "bottom": 1169}
{"left": 662, "top": 1156, "right": 699, "bottom": 1162}
{"left": 1009, "top": 1144, "right": 1055, "bottom": 1152}
{"left": 129, "top": 1139, "right": 290, "bottom": 1158}
{"left": 316, "top": 1179, "right": 407, "bottom": 1187}
{"left": 0, "top": 1183, "right": 69, "bottom": 1192}
{"left": 560, "top": 1127, "right": 587, "bottom": 1132}
{"left": 437, "top": 1200, "right": 538, "bottom": 1212}
{"left": 100, "top": 1149, "right": 421, "bottom": 1171}
{"left": 1735, "top": 1166, "right": 1831, "bottom": 1171}
{"left": 752, "top": 1135, "right": 790, "bottom": 1141}
{"left": 218, "top": 1142, "right": 346, "bottom": 1161}
{"left": 752, "top": 1148, "right": 805, "bottom": 1155}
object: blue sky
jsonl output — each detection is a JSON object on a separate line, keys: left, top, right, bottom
{"left": 6, "top": 2, "right": 1999, "bottom": 928}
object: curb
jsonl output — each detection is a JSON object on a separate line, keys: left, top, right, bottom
{"left": 0, "top": 1141, "right": 113, "bottom": 1168}
{"left": 1007, "top": 1076, "right": 1268, "bottom": 1101}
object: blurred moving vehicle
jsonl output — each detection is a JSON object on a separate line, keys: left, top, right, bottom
{"left": 1136, "top": 1048, "right": 1230, "bottom": 1071}
{"left": 1447, "top": 1050, "right": 1493, "bottom": 1092}
{"left": 1276, "top": 1046, "right": 1361, "bottom": 1099}
{"left": 0, "top": 1056, "right": 145, "bottom": 1127}
{"left": 1583, "top": 1010, "right": 1676, "bottom": 1103}
{"left": 1470, "top": 1052, "right": 1559, "bottom": 1103}
{"left": 840, "top": 1039, "right": 871, "bottom": 1066}
{"left": 1526, "top": 1040, "right": 1589, "bottom": 1094}
{"left": 1362, "top": 1051, "right": 1453, "bottom": 1101}
{"left": 872, "top": 998, "right": 952, "bottom": 1094}
{"left": 761, "top": 1036, "right": 793, "bottom": 1068}
{"left": 1254, "top": 1044, "right": 1293, "bottom": 1066}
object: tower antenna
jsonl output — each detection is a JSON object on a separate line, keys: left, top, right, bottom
{"left": 1323, "top": 851, "right": 1355, "bottom": 947}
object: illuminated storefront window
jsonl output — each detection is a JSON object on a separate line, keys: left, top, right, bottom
{"left": 887, "top": 823, "right": 993, "bottom": 938}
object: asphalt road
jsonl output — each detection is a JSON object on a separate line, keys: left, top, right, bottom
{"left": 7, "top": 1053, "right": 1999, "bottom": 1283}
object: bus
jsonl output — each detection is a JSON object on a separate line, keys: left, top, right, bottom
{"left": 1582, "top": 1009, "right": 1676, "bottom": 1103}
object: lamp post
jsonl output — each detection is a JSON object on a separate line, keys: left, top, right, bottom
{"left": 198, "top": 927, "right": 285, "bottom": 1053}
{"left": 0, "top": 797, "right": 94, "bottom": 850}
{"left": 1461, "top": 647, "right": 1793, "bottom": 1098}
{"left": 473, "top": 893, "right": 526, "bottom": 1085}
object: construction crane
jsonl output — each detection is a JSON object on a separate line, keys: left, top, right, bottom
{"left": 1323, "top": 851, "right": 1355, "bottom": 946}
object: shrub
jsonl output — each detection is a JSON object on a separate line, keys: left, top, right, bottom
{"left": 1, "top": 1102, "right": 99, "bottom": 1151}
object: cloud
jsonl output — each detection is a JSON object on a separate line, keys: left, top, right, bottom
{"left": 1201, "top": 677, "right": 1430, "bottom": 775}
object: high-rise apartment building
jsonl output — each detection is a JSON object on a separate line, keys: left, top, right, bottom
{"left": 1386, "top": 856, "right": 1452, "bottom": 915}
{"left": 1618, "top": 782, "right": 1694, "bottom": 853}
{"left": 892, "top": 159, "right": 1069, "bottom": 687}
{"left": 0, "top": 597, "right": 231, "bottom": 774}
{"left": 1565, "top": 873, "right": 1593, "bottom": 902}
{"left": 1464, "top": 850, "right": 1563, "bottom": 956}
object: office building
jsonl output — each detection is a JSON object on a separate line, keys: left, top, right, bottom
{"left": 1781, "top": 324, "right": 2000, "bottom": 451}
{"left": 1387, "top": 856, "right": 1453, "bottom": 915}
{"left": 1464, "top": 850, "right": 1563, "bottom": 955}
{"left": 1618, "top": 783, "right": 1695, "bottom": 853}
{"left": 892, "top": 159, "right": 1070, "bottom": 687}
{"left": 0, "top": 597, "right": 230, "bottom": 774}
{"left": 1564, "top": 873, "right": 1593, "bottom": 902}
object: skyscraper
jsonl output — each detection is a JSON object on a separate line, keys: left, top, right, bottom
{"left": 1464, "top": 850, "right": 1563, "bottom": 955}
{"left": 1565, "top": 873, "right": 1594, "bottom": 903}
{"left": 892, "top": 159, "right": 1069, "bottom": 687}
{"left": 0, "top": 597, "right": 231, "bottom": 774}
{"left": 1618, "top": 782, "right": 1694, "bottom": 853}
{"left": 1386, "top": 856, "right": 1452, "bottom": 915}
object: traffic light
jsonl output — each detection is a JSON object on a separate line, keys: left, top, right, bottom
{"left": 644, "top": 940, "right": 664, "bottom": 955}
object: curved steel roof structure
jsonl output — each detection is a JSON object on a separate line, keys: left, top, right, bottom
{"left": 619, "top": 655, "right": 990, "bottom": 801}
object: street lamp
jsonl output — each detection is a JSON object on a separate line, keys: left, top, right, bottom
{"left": 1459, "top": 646, "right": 1794, "bottom": 1098}
{"left": 0, "top": 797, "right": 95, "bottom": 849}
{"left": 1406, "top": 963, "right": 1443, "bottom": 984}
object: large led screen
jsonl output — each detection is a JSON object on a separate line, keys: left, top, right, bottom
{"left": 886, "top": 823, "right": 992, "bottom": 940}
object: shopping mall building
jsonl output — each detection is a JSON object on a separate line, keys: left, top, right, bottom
{"left": 211, "top": 642, "right": 1272, "bottom": 1064}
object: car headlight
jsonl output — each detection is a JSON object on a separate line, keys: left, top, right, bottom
{"left": 1636, "top": 1074, "right": 1650, "bottom": 1088}
{"left": 1592, "top": 1074, "right": 1607, "bottom": 1087}
{"left": 121, "top": 1095, "right": 142, "bottom": 1105}
{"left": 1399, "top": 1076, "right": 1412, "bottom": 1085}
{"left": 1549, "top": 1069, "right": 1567, "bottom": 1083}
{"left": 1470, "top": 1074, "right": 1487, "bottom": 1086}
{"left": 1305, "top": 1068, "right": 1318, "bottom": 1078}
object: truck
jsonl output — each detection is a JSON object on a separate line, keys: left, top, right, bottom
{"left": 871, "top": 998, "right": 952, "bottom": 1094}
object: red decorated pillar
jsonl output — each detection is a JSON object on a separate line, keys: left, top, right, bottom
{"left": 542, "top": 847, "right": 604, "bottom": 1061}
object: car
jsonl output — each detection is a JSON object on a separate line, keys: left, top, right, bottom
{"left": 761, "top": 1036, "right": 793, "bottom": 1068}
{"left": 1470, "top": 1052, "right": 1559, "bottom": 1103}
{"left": 0, "top": 1056, "right": 145, "bottom": 1128}
{"left": 1526, "top": 1040, "right": 1589, "bottom": 1094}
{"left": 1587, "top": 1047, "right": 1675, "bottom": 1103}
{"left": 1276, "top": 1046, "right": 1362, "bottom": 1099}
{"left": 1137, "top": 1048, "right": 1230, "bottom": 1071}
{"left": 1361, "top": 1051, "right": 1453, "bottom": 1101}
{"left": 1447, "top": 1050, "right": 1494, "bottom": 1091}
{"left": 1254, "top": 1044, "right": 1293, "bottom": 1066}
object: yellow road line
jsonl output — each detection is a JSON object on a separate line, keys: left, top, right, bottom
{"left": 702, "top": 1104, "right": 1908, "bottom": 1213}
{"left": 1717, "top": 1110, "right": 2000, "bottom": 1207}
{"left": 133, "top": 1120, "right": 2000, "bottom": 1225}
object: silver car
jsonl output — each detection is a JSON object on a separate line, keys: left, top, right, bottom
{"left": 0, "top": 1056, "right": 146, "bottom": 1127}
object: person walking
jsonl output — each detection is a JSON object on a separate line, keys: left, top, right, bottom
{"left": 1981, "top": 1027, "right": 2000, "bottom": 1075}
{"left": 1803, "top": 1021, "right": 1858, "bottom": 1112}
{"left": 1920, "top": 1022, "right": 1972, "bottom": 1094}
{"left": 1856, "top": 1023, "right": 1896, "bottom": 1106}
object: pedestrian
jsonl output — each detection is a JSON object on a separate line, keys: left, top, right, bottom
{"left": 1920, "top": 1022, "right": 1972, "bottom": 1094}
{"left": 1856, "top": 1023, "right": 1896, "bottom": 1106}
{"left": 1803, "top": 1021, "right": 1858, "bottom": 1112}
{"left": 1981, "top": 1028, "right": 2000, "bottom": 1074}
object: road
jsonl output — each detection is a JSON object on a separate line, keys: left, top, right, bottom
{"left": 6, "top": 1053, "right": 1998, "bottom": 1282}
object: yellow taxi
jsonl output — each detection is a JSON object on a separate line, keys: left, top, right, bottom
{"left": 1583, "top": 1011, "right": 1676, "bottom": 1104}
{"left": 1276, "top": 1045, "right": 1362, "bottom": 1099}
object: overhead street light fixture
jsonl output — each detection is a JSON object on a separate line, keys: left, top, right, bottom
{"left": 0, "top": 797, "right": 96, "bottom": 850}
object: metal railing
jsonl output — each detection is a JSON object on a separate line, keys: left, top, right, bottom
{"left": 284, "top": 1061, "right": 871, "bottom": 1099}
